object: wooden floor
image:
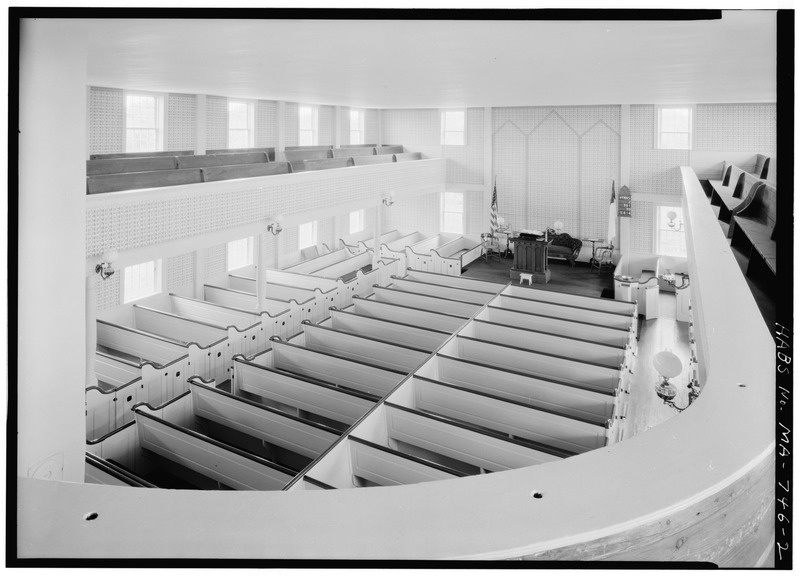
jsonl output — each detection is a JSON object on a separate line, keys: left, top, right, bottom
{"left": 462, "top": 257, "right": 693, "bottom": 440}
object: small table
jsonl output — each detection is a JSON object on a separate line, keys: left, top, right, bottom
{"left": 583, "top": 238, "right": 608, "bottom": 265}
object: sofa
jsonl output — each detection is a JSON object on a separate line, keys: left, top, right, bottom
{"left": 546, "top": 230, "right": 582, "bottom": 266}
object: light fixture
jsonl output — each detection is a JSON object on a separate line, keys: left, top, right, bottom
{"left": 653, "top": 351, "right": 699, "bottom": 412}
{"left": 553, "top": 221, "right": 564, "bottom": 233}
{"left": 94, "top": 249, "right": 119, "bottom": 280}
{"left": 666, "top": 210, "right": 684, "bottom": 232}
{"left": 382, "top": 194, "right": 395, "bottom": 207}
{"left": 267, "top": 215, "right": 284, "bottom": 235}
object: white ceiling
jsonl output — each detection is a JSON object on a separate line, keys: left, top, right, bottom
{"left": 83, "top": 10, "right": 778, "bottom": 109}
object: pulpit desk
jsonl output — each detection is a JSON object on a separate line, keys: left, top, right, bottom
{"left": 509, "top": 236, "right": 551, "bottom": 284}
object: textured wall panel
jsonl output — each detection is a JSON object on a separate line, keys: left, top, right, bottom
{"left": 464, "top": 189, "right": 486, "bottom": 235}
{"left": 166, "top": 252, "right": 195, "bottom": 291}
{"left": 255, "top": 99, "right": 278, "bottom": 148}
{"left": 319, "top": 105, "right": 336, "bottom": 146}
{"left": 365, "top": 109, "right": 380, "bottom": 146}
{"left": 444, "top": 108, "right": 484, "bottom": 185}
{"left": 87, "top": 160, "right": 445, "bottom": 257}
{"left": 205, "top": 244, "right": 226, "bottom": 279}
{"left": 695, "top": 103, "right": 777, "bottom": 152}
{"left": 166, "top": 93, "right": 196, "bottom": 152}
{"left": 283, "top": 102, "right": 299, "bottom": 148}
{"left": 382, "top": 109, "right": 441, "bottom": 147}
{"left": 385, "top": 191, "right": 441, "bottom": 235}
{"left": 95, "top": 274, "right": 121, "bottom": 311}
{"left": 206, "top": 95, "right": 229, "bottom": 150}
{"left": 339, "top": 106, "right": 352, "bottom": 145}
{"left": 493, "top": 120, "right": 528, "bottom": 231}
{"left": 630, "top": 105, "right": 687, "bottom": 196}
{"left": 88, "top": 86, "right": 124, "bottom": 155}
{"left": 582, "top": 122, "right": 621, "bottom": 240}
{"left": 631, "top": 199, "right": 654, "bottom": 253}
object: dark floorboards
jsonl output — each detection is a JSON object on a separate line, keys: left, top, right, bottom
{"left": 462, "top": 254, "right": 614, "bottom": 299}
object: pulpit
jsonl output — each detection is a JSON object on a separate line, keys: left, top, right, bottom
{"left": 510, "top": 236, "right": 551, "bottom": 284}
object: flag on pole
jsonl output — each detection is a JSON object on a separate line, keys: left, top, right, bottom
{"left": 607, "top": 180, "right": 617, "bottom": 246}
{"left": 490, "top": 178, "right": 499, "bottom": 235}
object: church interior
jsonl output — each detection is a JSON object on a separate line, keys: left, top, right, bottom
{"left": 13, "top": 10, "right": 786, "bottom": 566}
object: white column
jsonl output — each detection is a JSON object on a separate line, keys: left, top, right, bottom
{"left": 194, "top": 248, "right": 205, "bottom": 299}
{"left": 19, "top": 19, "right": 88, "bottom": 481}
{"left": 277, "top": 101, "right": 286, "bottom": 161}
{"left": 195, "top": 94, "right": 207, "bottom": 155}
{"left": 619, "top": 105, "right": 631, "bottom": 260}
{"left": 484, "top": 106, "right": 493, "bottom": 233}
{"left": 373, "top": 203, "right": 383, "bottom": 269}
{"left": 334, "top": 106, "right": 342, "bottom": 148}
{"left": 255, "top": 232, "right": 265, "bottom": 307}
{"left": 85, "top": 275, "right": 97, "bottom": 388}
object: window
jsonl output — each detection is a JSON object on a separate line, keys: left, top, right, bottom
{"left": 656, "top": 105, "right": 693, "bottom": 150}
{"left": 441, "top": 192, "right": 464, "bottom": 234}
{"left": 349, "top": 109, "right": 364, "bottom": 145}
{"left": 656, "top": 206, "right": 687, "bottom": 257}
{"left": 298, "top": 221, "right": 318, "bottom": 250}
{"left": 125, "top": 92, "right": 164, "bottom": 153}
{"left": 123, "top": 259, "right": 162, "bottom": 303}
{"left": 228, "top": 100, "right": 254, "bottom": 148}
{"left": 349, "top": 209, "right": 365, "bottom": 234}
{"left": 298, "top": 105, "right": 319, "bottom": 146}
{"left": 227, "top": 237, "right": 254, "bottom": 271}
{"left": 441, "top": 110, "right": 465, "bottom": 146}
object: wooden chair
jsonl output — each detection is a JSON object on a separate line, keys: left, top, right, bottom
{"left": 590, "top": 246, "right": 613, "bottom": 273}
{"left": 481, "top": 233, "right": 500, "bottom": 262}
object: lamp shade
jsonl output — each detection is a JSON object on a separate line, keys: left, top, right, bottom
{"left": 667, "top": 211, "right": 677, "bottom": 221}
{"left": 653, "top": 351, "right": 682, "bottom": 379}
{"left": 553, "top": 221, "right": 564, "bottom": 231}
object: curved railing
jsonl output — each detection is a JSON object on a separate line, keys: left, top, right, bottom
{"left": 18, "top": 167, "right": 775, "bottom": 564}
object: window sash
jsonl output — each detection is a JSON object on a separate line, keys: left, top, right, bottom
{"left": 656, "top": 105, "right": 693, "bottom": 150}
{"left": 441, "top": 110, "right": 466, "bottom": 146}
{"left": 441, "top": 192, "right": 464, "bottom": 234}
{"left": 349, "top": 210, "right": 364, "bottom": 234}
{"left": 298, "top": 221, "right": 318, "bottom": 250}
{"left": 227, "top": 237, "right": 254, "bottom": 271}
{"left": 349, "top": 110, "right": 364, "bottom": 145}
{"left": 123, "top": 260, "right": 162, "bottom": 303}
{"left": 125, "top": 92, "right": 163, "bottom": 153}
{"left": 655, "top": 206, "right": 687, "bottom": 257}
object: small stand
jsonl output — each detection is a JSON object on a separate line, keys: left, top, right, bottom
{"left": 510, "top": 236, "right": 550, "bottom": 284}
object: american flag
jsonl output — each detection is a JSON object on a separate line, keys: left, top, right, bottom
{"left": 490, "top": 178, "right": 498, "bottom": 235}
{"left": 607, "top": 180, "right": 617, "bottom": 246}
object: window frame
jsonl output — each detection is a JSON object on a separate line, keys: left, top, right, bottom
{"left": 123, "top": 90, "right": 165, "bottom": 153}
{"left": 227, "top": 237, "right": 254, "bottom": 272}
{"left": 440, "top": 191, "right": 465, "bottom": 234}
{"left": 228, "top": 99, "right": 256, "bottom": 149}
{"left": 349, "top": 109, "right": 365, "bottom": 145}
{"left": 122, "top": 259, "right": 163, "bottom": 304}
{"left": 440, "top": 109, "right": 466, "bottom": 146}
{"left": 298, "top": 220, "right": 318, "bottom": 250}
{"left": 298, "top": 105, "right": 319, "bottom": 146}
{"left": 654, "top": 204, "right": 687, "bottom": 257}
{"left": 349, "top": 209, "right": 365, "bottom": 234}
{"left": 655, "top": 104, "right": 694, "bottom": 150}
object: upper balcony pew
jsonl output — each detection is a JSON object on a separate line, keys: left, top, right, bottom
{"left": 200, "top": 162, "right": 292, "bottom": 182}
{"left": 206, "top": 147, "right": 276, "bottom": 161}
{"left": 304, "top": 157, "right": 355, "bottom": 171}
{"left": 331, "top": 147, "right": 375, "bottom": 158}
{"left": 351, "top": 155, "right": 394, "bottom": 166}
{"left": 176, "top": 151, "right": 269, "bottom": 169}
{"left": 89, "top": 150, "right": 193, "bottom": 160}
{"left": 87, "top": 168, "right": 203, "bottom": 194}
{"left": 393, "top": 152, "right": 423, "bottom": 161}
{"left": 376, "top": 145, "right": 404, "bottom": 155}
{"left": 728, "top": 181, "right": 777, "bottom": 277}
{"left": 86, "top": 155, "right": 178, "bottom": 176}
{"left": 283, "top": 148, "right": 332, "bottom": 172}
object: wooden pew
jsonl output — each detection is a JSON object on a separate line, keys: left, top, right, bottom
{"left": 369, "top": 285, "right": 483, "bottom": 318}
{"left": 403, "top": 268, "right": 508, "bottom": 294}
{"left": 476, "top": 305, "right": 632, "bottom": 348}
{"left": 753, "top": 153, "right": 771, "bottom": 179}
{"left": 388, "top": 276, "right": 497, "bottom": 306}
{"left": 232, "top": 355, "right": 378, "bottom": 426}
{"left": 501, "top": 284, "right": 636, "bottom": 317}
{"left": 86, "top": 155, "right": 178, "bottom": 176}
{"left": 283, "top": 247, "right": 353, "bottom": 275}
{"left": 294, "top": 323, "right": 431, "bottom": 373}
{"left": 332, "top": 147, "right": 375, "bottom": 158}
{"left": 85, "top": 453, "right": 156, "bottom": 488}
{"left": 189, "top": 379, "right": 340, "bottom": 459}
{"left": 376, "top": 145, "right": 404, "bottom": 155}
{"left": 460, "top": 320, "right": 627, "bottom": 371}
{"left": 304, "top": 252, "right": 401, "bottom": 300}
{"left": 431, "top": 236, "right": 483, "bottom": 275}
{"left": 439, "top": 335, "right": 623, "bottom": 395}
{"left": 90, "top": 150, "right": 193, "bottom": 160}
{"left": 355, "top": 229, "right": 404, "bottom": 253}
{"left": 321, "top": 307, "right": 451, "bottom": 353}
{"left": 393, "top": 152, "right": 423, "bottom": 161}
{"left": 176, "top": 152, "right": 269, "bottom": 169}
{"left": 400, "top": 376, "right": 609, "bottom": 455}
{"left": 284, "top": 148, "right": 332, "bottom": 172}
{"left": 338, "top": 228, "right": 374, "bottom": 254}
{"left": 87, "top": 168, "right": 203, "bottom": 194}
{"left": 351, "top": 155, "right": 394, "bottom": 166}
{"left": 346, "top": 295, "right": 470, "bottom": 333}
{"left": 85, "top": 419, "right": 140, "bottom": 474}
{"left": 406, "top": 233, "right": 460, "bottom": 272}
{"left": 268, "top": 339, "right": 406, "bottom": 399}
{"left": 132, "top": 304, "right": 231, "bottom": 384}
{"left": 728, "top": 181, "right": 777, "bottom": 276}
{"left": 348, "top": 435, "right": 465, "bottom": 486}
{"left": 381, "top": 231, "right": 429, "bottom": 270}
{"left": 492, "top": 294, "right": 635, "bottom": 333}
{"left": 201, "top": 162, "right": 292, "bottom": 182}
{"left": 227, "top": 274, "right": 320, "bottom": 325}
{"left": 135, "top": 403, "right": 296, "bottom": 490}
{"left": 203, "top": 284, "right": 297, "bottom": 339}
{"left": 206, "top": 147, "right": 276, "bottom": 161}
{"left": 263, "top": 269, "right": 343, "bottom": 310}
{"left": 382, "top": 402, "right": 563, "bottom": 472}
{"left": 96, "top": 319, "right": 191, "bottom": 406}
{"left": 149, "top": 294, "right": 265, "bottom": 358}
{"left": 86, "top": 352, "right": 144, "bottom": 440}
{"left": 303, "top": 157, "right": 354, "bottom": 171}
{"left": 415, "top": 354, "right": 619, "bottom": 426}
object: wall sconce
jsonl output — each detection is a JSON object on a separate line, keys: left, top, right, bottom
{"left": 666, "top": 211, "right": 684, "bottom": 232}
{"left": 653, "top": 351, "right": 700, "bottom": 412}
{"left": 382, "top": 194, "right": 395, "bottom": 207}
{"left": 267, "top": 215, "right": 284, "bottom": 235}
{"left": 94, "top": 249, "right": 119, "bottom": 280}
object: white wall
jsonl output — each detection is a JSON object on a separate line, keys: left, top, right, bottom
{"left": 18, "top": 19, "right": 88, "bottom": 481}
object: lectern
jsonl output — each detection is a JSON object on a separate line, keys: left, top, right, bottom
{"left": 510, "top": 236, "right": 551, "bottom": 284}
